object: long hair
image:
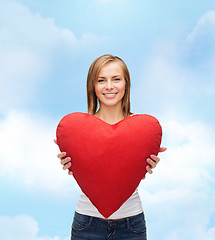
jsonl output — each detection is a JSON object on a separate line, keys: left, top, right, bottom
{"left": 86, "top": 54, "right": 133, "bottom": 118}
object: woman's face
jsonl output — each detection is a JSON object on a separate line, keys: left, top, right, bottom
{"left": 94, "top": 61, "right": 126, "bottom": 109}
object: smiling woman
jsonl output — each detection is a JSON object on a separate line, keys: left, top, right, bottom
{"left": 95, "top": 62, "right": 126, "bottom": 104}
{"left": 55, "top": 54, "right": 166, "bottom": 240}
{"left": 87, "top": 55, "right": 132, "bottom": 121}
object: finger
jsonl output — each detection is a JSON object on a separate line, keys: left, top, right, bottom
{"left": 63, "top": 161, "right": 71, "bottom": 170}
{"left": 68, "top": 171, "right": 73, "bottom": 175}
{"left": 150, "top": 155, "right": 160, "bottom": 163}
{"left": 61, "top": 157, "right": 71, "bottom": 166}
{"left": 146, "top": 165, "right": 153, "bottom": 174}
{"left": 57, "top": 152, "right": 66, "bottom": 159}
{"left": 147, "top": 158, "right": 156, "bottom": 168}
{"left": 159, "top": 147, "right": 167, "bottom": 152}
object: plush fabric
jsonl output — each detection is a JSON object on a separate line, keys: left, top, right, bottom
{"left": 56, "top": 112, "right": 162, "bottom": 218}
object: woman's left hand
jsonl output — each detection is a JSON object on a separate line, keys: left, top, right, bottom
{"left": 142, "top": 147, "right": 167, "bottom": 179}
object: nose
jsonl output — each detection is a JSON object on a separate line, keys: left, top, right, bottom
{"left": 105, "top": 79, "right": 113, "bottom": 89}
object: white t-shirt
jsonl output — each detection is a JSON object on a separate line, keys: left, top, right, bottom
{"left": 75, "top": 187, "right": 143, "bottom": 219}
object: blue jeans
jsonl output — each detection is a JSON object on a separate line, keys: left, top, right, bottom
{"left": 71, "top": 211, "right": 147, "bottom": 240}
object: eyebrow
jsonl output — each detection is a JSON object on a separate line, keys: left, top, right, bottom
{"left": 98, "top": 75, "right": 121, "bottom": 78}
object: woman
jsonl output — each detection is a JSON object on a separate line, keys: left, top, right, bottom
{"left": 55, "top": 54, "right": 167, "bottom": 240}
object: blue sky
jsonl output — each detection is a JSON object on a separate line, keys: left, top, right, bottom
{"left": 0, "top": 0, "right": 215, "bottom": 239}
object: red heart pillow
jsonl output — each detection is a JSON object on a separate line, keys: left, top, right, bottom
{"left": 56, "top": 112, "right": 162, "bottom": 218}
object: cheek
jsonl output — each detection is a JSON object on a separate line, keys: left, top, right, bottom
{"left": 120, "top": 82, "right": 126, "bottom": 93}
{"left": 94, "top": 84, "right": 99, "bottom": 94}
{"left": 121, "top": 83, "right": 126, "bottom": 98}
{"left": 94, "top": 85, "right": 101, "bottom": 99}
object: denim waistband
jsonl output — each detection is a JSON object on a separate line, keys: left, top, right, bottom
{"left": 74, "top": 211, "right": 144, "bottom": 229}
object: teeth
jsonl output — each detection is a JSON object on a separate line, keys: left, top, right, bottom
{"left": 104, "top": 93, "right": 117, "bottom": 96}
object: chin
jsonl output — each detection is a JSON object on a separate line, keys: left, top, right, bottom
{"left": 101, "top": 100, "right": 123, "bottom": 108}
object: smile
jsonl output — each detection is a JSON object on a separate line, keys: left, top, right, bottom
{"left": 102, "top": 93, "right": 118, "bottom": 98}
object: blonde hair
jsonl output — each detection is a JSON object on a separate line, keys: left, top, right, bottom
{"left": 87, "top": 54, "right": 133, "bottom": 117}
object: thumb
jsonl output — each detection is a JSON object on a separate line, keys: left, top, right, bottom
{"left": 159, "top": 147, "right": 167, "bottom": 152}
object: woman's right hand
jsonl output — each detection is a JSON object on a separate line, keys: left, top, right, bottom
{"left": 54, "top": 139, "right": 73, "bottom": 175}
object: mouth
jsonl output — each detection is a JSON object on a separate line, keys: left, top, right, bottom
{"left": 102, "top": 93, "right": 118, "bottom": 98}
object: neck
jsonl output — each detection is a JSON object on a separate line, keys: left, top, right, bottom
{"left": 95, "top": 103, "right": 125, "bottom": 125}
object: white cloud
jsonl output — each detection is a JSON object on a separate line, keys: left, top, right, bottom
{"left": 0, "top": 0, "right": 110, "bottom": 112}
{"left": 95, "top": 0, "right": 117, "bottom": 3}
{"left": 185, "top": 10, "right": 215, "bottom": 70}
{"left": 133, "top": 10, "right": 215, "bottom": 117}
{"left": 0, "top": 110, "right": 80, "bottom": 196}
{"left": 133, "top": 47, "right": 186, "bottom": 114}
{"left": 186, "top": 10, "right": 215, "bottom": 43}
{"left": 98, "top": 0, "right": 114, "bottom": 3}
{"left": 204, "top": 227, "right": 215, "bottom": 240}
{"left": 0, "top": 215, "right": 62, "bottom": 240}
{"left": 139, "top": 118, "right": 215, "bottom": 240}
{"left": 0, "top": 0, "right": 76, "bottom": 51}
{"left": 0, "top": 49, "right": 47, "bottom": 112}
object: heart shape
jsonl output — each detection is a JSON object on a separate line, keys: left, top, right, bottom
{"left": 56, "top": 112, "right": 162, "bottom": 218}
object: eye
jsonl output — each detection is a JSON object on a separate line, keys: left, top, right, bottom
{"left": 98, "top": 79, "right": 104, "bottom": 82}
{"left": 114, "top": 78, "right": 120, "bottom": 81}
